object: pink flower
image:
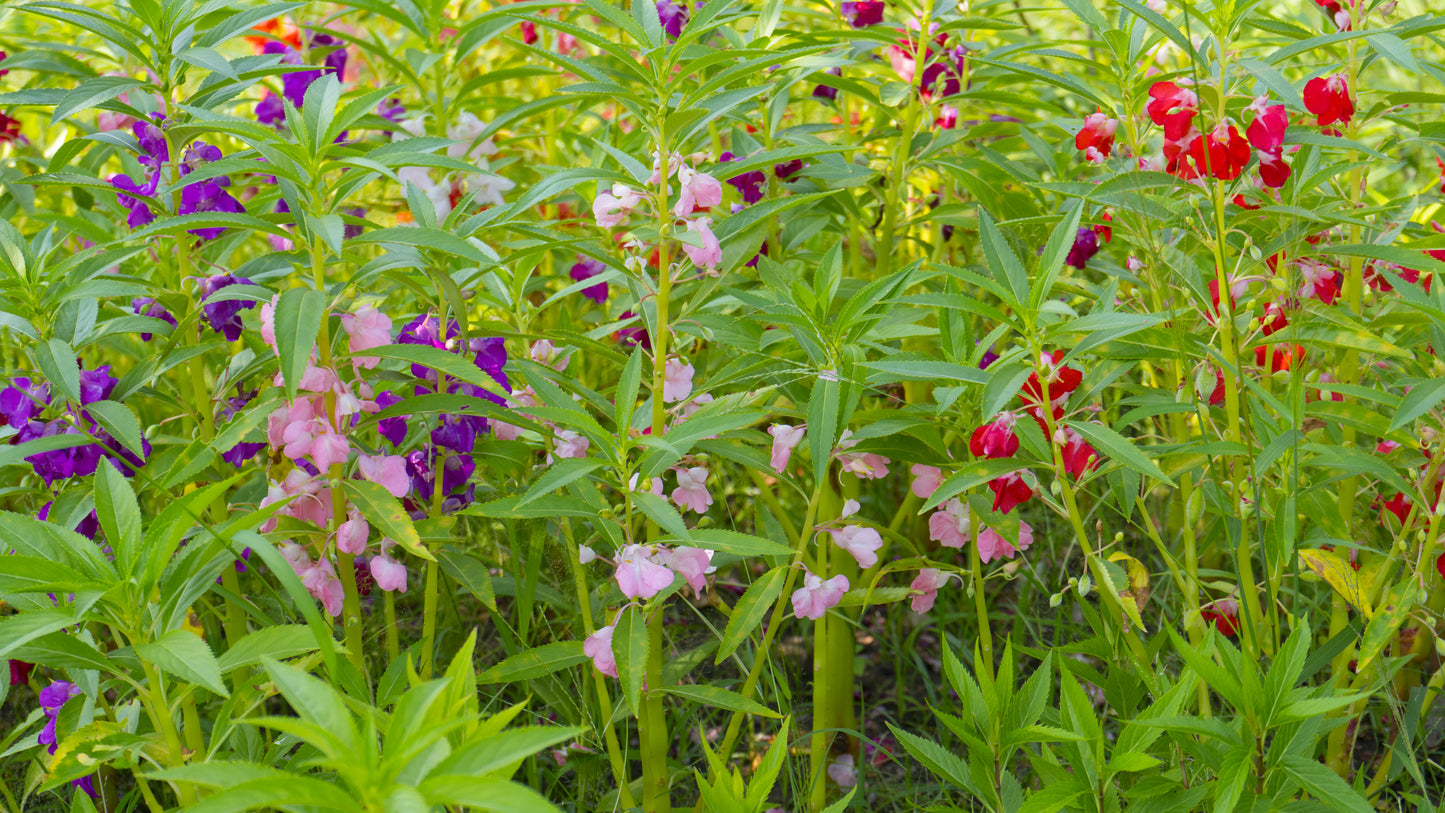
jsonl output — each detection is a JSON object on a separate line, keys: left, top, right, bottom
{"left": 614, "top": 544, "right": 676, "bottom": 599}
{"left": 768, "top": 423, "right": 805, "bottom": 472}
{"left": 370, "top": 554, "right": 408, "bottom": 593}
{"left": 358, "top": 453, "right": 409, "bottom": 498}
{"left": 260, "top": 295, "right": 279, "bottom": 353}
{"left": 593, "top": 183, "right": 643, "bottom": 228}
{"left": 671, "top": 466, "right": 713, "bottom": 514}
{"left": 341, "top": 306, "right": 393, "bottom": 368}
{"left": 584, "top": 625, "right": 618, "bottom": 677}
{"left": 673, "top": 165, "right": 723, "bottom": 217}
{"left": 830, "top": 525, "right": 883, "bottom": 568}
{"left": 681, "top": 217, "right": 722, "bottom": 270}
{"left": 551, "top": 429, "right": 590, "bottom": 460}
{"left": 970, "top": 412, "right": 1020, "bottom": 459}
{"left": 301, "top": 558, "right": 345, "bottom": 617}
{"left": 579, "top": 544, "right": 598, "bottom": 564}
{"left": 530, "top": 340, "right": 567, "bottom": 370}
{"left": 658, "top": 546, "right": 715, "bottom": 594}
{"left": 663, "top": 357, "right": 695, "bottom": 403}
{"left": 910, "top": 464, "right": 943, "bottom": 499}
{"left": 836, "top": 430, "right": 890, "bottom": 479}
{"left": 827, "top": 754, "right": 857, "bottom": 788}
{"left": 336, "top": 509, "right": 369, "bottom": 555}
{"left": 630, "top": 472, "right": 664, "bottom": 497}
{"left": 792, "top": 569, "right": 849, "bottom": 620}
{"left": 909, "top": 568, "right": 948, "bottom": 614}
{"left": 309, "top": 430, "right": 350, "bottom": 471}
{"left": 976, "top": 521, "right": 1033, "bottom": 563}
{"left": 928, "top": 498, "right": 971, "bottom": 548}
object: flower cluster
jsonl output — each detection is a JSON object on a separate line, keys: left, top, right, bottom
{"left": 0, "top": 368, "right": 151, "bottom": 485}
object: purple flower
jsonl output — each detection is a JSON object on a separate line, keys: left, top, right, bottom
{"left": 38, "top": 681, "right": 80, "bottom": 755}
{"left": 432, "top": 413, "right": 477, "bottom": 455}
{"left": 470, "top": 337, "right": 507, "bottom": 376}
{"left": 812, "top": 67, "right": 841, "bottom": 102}
{"left": 78, "top": 365, "right": 116, "bottom": 406}
{"left": 37, "top": 502, "right": 101, "bottom": 540}
{"left": 221, "top": 441, "right": 264, "bottom": 467}
{"left": 256, "top": 92, "right": 285, "bottom": 127}
{"left": 131, "top": 297, "right": 177, "bottom": 342}
{"left": 720, "top": 152, "right": 765, "bottom": 204}
{"left": 26, "top": 422, "right": 104, "bottom": 486}
{"left": 774, "top": 159, "right": 804, "bottom": 180}
{"left": 569, "top": 256, "right": 609, "bottom": 304}
{"left": 616, "top": 310, "right": 652, "bottom": 349}
{"left": 179, "top": 178, "right": 245, "bottom": 240}
{"left": 197, "top": 274, "right": 258, "bottom": 341}
{"left": 657, "top": 0, "right": 690, "bottom": 38}
{"left": 111, "top": 173, "right": 158, "bottom": 229}
{"left": 841, "top": 1, "right": 884, "bottom": 27}
{"left": 442, "top": 452, "right": 475, "bottom": 496}
{"left": 1065, "top": 227, "right": 1099, "bottom": 269}
{"left": 73, "top": 775, "right": 98, "bottom": 800}
{"left": 0, "top": 377, "right": 50, "bottom": 429}
{"left": 376, "top": 391, "right": 409, "bottom": 448}
{"left": 133, "top": 116, "right": 168, "bottom": 168}
{"left": 377, "top": 97, "right": 406, "bottom": 123}
{"left": 979, "top": 345, "right": 999, "bottom": 369}
{"left": 310, "top": 33, "right": 348, "bottom": 78}
{"left": 342, "top": 206, "right": 366, "bottom": 240}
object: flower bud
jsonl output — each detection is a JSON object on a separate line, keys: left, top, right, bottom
{"left": 694, "top": 453, "right": 710, "bottom": 464}
{"left": 1271, "top": 277, "right": 1288, "bottom": 291}
{"left": 1076, "top": 574, "right": 1092, "bottom": 597}
{"left": 1186, "top": 489, "right": 1203, "bottom": 525}
{"left": 1050, "top": 479, "right": 1062, "bottom": 496}
{"left": 1113, "top": 531, "right": 1124, "bottom": 543}
{"left": 1049, "top": 591, "right": 1064, "bottom": 608}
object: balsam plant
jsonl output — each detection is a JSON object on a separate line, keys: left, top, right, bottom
{"left": 0, "top": 0, "right": 1443, "bottom": 809}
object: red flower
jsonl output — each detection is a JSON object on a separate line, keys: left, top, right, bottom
{"left": 1437, "top": 551, "right": 1445, "bottom": 581}
{"left": 1075, "top": 110, "right": 1119, "bottom": 164}
{"left": 1146, "top": 81, "right": 1199, "bottom": 140}
{"left": 1201, "top": 598, "right": 1239, "bottom": 637}
{"left": 1183, "top": 123, "right": 1251, "bottom": 181}
{"left": 0, "top": 113, "right": 19, "bottom": 144}
{"left": 1303, "top": 75, "right": 1354, "bottom": 127}
{"left": 1021, "top": 350, "right": 1083, "bottom": 414}
{"left": 988, "top": 472, "right": 1033, "bottom": 514}
{"left": 970, "top": 412, "right": 1020, "bottom": 459}
{"left": 1247, "top": 103, "right": 1291, "bottom": 188}
{"left": 1254, "top": 343, "right": 1303, "bottom": 372}
{"left": 1436, "top": 158, "right": 1445, "bottom": 196}
{"left": 1260, "top": 302, "right": 1289, "bottom": 336}
{"left": 8, "top": 659, "right": 34, "bottom": 687}
{"left": 1058, "top": 427, "right": 1099, "bottom": 478}
{"left": 1297, "top": 259, "right": 1343, "bottom": 305}
{"left": 521, "top": 19, "right": 538, "bottom": 44}
{"left": 1207, "top": 369, "right": 1226, "bottom": 406}
{"left": 1382, "top": 491, "right": 1411, "bottom": 526}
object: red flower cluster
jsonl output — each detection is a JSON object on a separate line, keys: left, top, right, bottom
{"left": 1303, "top": 75, "right": 1353, "bottom": 128}
{"left": 1246, "top": 104, "right": 1291, "bottom": 188}
{"left": 1075, "top": 110, "right": 1119, "bottom": 164}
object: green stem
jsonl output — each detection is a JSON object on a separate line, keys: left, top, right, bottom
{"left": 969, "top": 507, "right": 994, "bottom": 679}
{"left": 140, "top": 660, "right": 196, "bottom": 806}
{"left": 384, "top": 589, "right": 400, "bottom": 663}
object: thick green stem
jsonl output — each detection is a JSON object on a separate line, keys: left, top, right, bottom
{"left": 969, "top": 507, "right": 994, "bottom": 679}
{"left": 140, "top": 661, "right": 197, "bottom": 806}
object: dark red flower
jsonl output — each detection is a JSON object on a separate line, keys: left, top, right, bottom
{"left": 521, "top": 19, "right": 538, "bottom": 44}
{"left": 1382, "top": 492, "right": 1411, "bottom": 526}
{"left": 988, "top": 472, "right": 1033, "bottom": 514}
{"left": 1146, "top": 81, "right": 1198, "bottom": 139}
{"left": 1021, "top": 350, "right": 1083, "bottom": 413}
{"left": 8, "top": 659, "right": 34, "bottom": 686}
{"left": 840, "top": 0, "right": 885, "bottom": 27}
{"left": 1247, "top": 103, "right": 1291, "bottom": 188}
{"left": 1183, "top": 123, "right": 1251, "bottom": 181}
{"left": 1208, "top": 369, "right": 1226, "bottom": 406}
{"left": 1058, "top": 428, "right": 1099, "bottom": 478}
{"left": 1254, "top": 343, "right": 1303, "bottom": 372}
{"left": 970, "top": 412, "right": 1020, "bottom": 459}
{"left": 1201, "top": 599, "right": 1239, "bottom": 636}
{"left": 1303, "top": 75, "right": 1353, "bottom": 127}
{"left": 1260, "top": 302, "right": 1289, "bottom": 336}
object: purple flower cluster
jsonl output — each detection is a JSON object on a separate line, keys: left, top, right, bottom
{"left": 1065, "top": 226, "right": 1100, "bottom": 269}
{"left": 219, "top": 389, "right": 266, "bottom": 467}
{"left": 812, "top": 67, "right": 841, "bottom": 102}
{"left": 720, "top": 152, "right": 765, "bottom": 205}
{"left": 382, "top": 315, "right": 513, "bottom": 514}
{"left": 36, "top": 681, "right": 98, "bottom": 799}
{"left": 108, "top": 116, "right": 246, "bottom": 239}
{"left": 1, "top": 369, "right": 152, "bottom": 486}
{"left": 257, "top": 32, "right": 349, "bottom": 128}
{"left": 657, "top": 0, "right": 692, "bottom": 38}
{"left": 198, "top": 273, "right": 259, "bottom": 341}
{"left": 131, "top": 297, "right": 177, "bottom": 342}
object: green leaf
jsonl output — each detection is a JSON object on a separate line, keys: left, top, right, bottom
{"left": 365, "top": 344, "right": 508, "bottom": 400}
{"left": 273, "top": 287, "right": 325, "bottom": 400}
{"left": 52, "top": 75, "right": 144, "bottom": 127}
{"left": 85, "top": 400, "right": 145, "bottom": 457}
{"left": 1066, "top": 420, "right": 1175, "bottom": 486}
{"left": 35, "top": 338, "right": 81, "bottom": 403}
{"left": 1031, "top": 204, "right": 1085, "bottom": 309}
{"left": 979, "top": 209, "right": 1028, "bottom": 308}
{"left": 136, "top": 629, "right": 229, "bottom": 697}
{"left": 614, "top": 605, "right": 647, "bottom": 712}
{"left": 676, "top": 528, "right": 791, "bottom": 557}
{"left": 94, "top": 462, "right": 142, "bottom": 577}
{"left": 631, "top": 490, "right": 692, "bottom": 542}
{"left": 477, "top": 641, "right": 588, "bottom": 683}
{"left": 216, "top": 626, "right": 321, "bottom": 674}
{"left": 716, "top": 566, "right": 787, "bottom": 663}
{"left": 662, "top": 684, "right": 780, "bottom": 718}
{"left": 341, "top": 480, "right": 433, "bottom": 561}
{"left": 437, "top": 547, "right": 497, "bottom": 612}
{"left": 1389, "top": 377, "right": 1445, "bottom": 431}
{"left": 433, "top": 725, "right": 586, "bottom": 779}
{"left": 518, "top": 458, "right": 601, "bottom": 506}
{"left": 887, "top": 723, "right": 978, "bottom": 793}
{"left": 808, "top": 372, "right": 840, "bottom": 487}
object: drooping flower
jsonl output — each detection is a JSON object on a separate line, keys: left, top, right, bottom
{"left": 1297, "top": 259, "right": 1343, "bottom": 304}
{"left": 720, "top": 152, "right": 766, "bottom": 204}
{"left": 671, "top": 466, "right": 713, "bottom": 514}
{"left": 976, "top": 521, "right": 1033, "bottom": 563}
{"left": 1200, "top": 597, "right": 1239, "bottom": 636}
{"left": 928, "top": 497, "right": 971, "bottom": 548}
{"left": 569, "top": 256, "right": 609, "bottom": 304}
{"left": 656, "top": 0, "right": 691, "bottom": 38}
{"left": 614, "top": 544, "right": 676, "bottom": 599}
{"left": 812, "top": 67, "right": 842, "bottom": 102}
{"left": 988, "top": 472, "right": 1033, "bottom": 514}
{"left": 370, "top": 553, "right": 408, "bottom": 593}
{"left": 830, "top": 524, "right": 883, "bottom": 568}
{"left": 584, "top": 625, "right": 618, "bottom": 677}
{"left": 658, "top": 546, "right": 715, "bottom": 594}
{"left": 1065, "top": 226, "right": 1101, "bottom": 269}
{"left": 1303, "top": 74, "right": 1353, "bottom": 127}
{"left": 1145, "top": 81, "right": 1198, "bottom": 139}
{"left": 1183, "top": 123, "right": 1251, "bottom": 181}
{"left": 1057, "top": 427, "right": 1099, "bottom": 478}
{"left": 358, "top": 453, "right": 410, "bottom": 498}
{"left": 681, "top": 217, "right": 723, "bottom": 270}
{"left": 663, "top": 357, "right": 696, "bottom": 403}
{"left": 552, "top": 429, "right": 590, "bottom": 460}
{"left": 38, "top": 681, "right": 81, "bottom": 754}
{"left": 131, "top": 297, "right": 177, "bottom": 342}
{"left": 673, "top": 165, "right": 723, "bottom": 217}
{"left": 970, "top": 412, "right": 1020, "bottom": 459}
{"left": 1247, "top": 102, "right": 1291, "bottom": 188}
{"left": 336, "top": 509, "right": 370, "bottom": 555}
{"left": 909, "top": 568, "right": 948, "bottom": 614}
{"left": 341, "top": 306, "right": 393, "bottom": 368}
{"left": 768, "top": 423, "right": 805, "bottom": 472}
{"left": 841, "top": 0, "right": 885, "bottom": 27}
{"left": 111, "top": 172, "right": 159, "bottom": 229}
{"left": 827, "top": 754, "right": 858, "bottom": 788}
{"left": 910, "top": 464, "right": 943, "bottom": 499}
{"left": 593, "top": 183, "right": 644, "bottom": 228}
{"left": 197, "top": 274, "right": 259, "bottom": 341}
{"left": 835, "top": 429, "right": 890, "bottom": 479}
{"left": 1075, "top": 110, "right": 1118, "bottom": 164}
{"left": 792, "top": 568, "right": 849, "bottom": 620}
{"left": 1021, "top": 350, "right": 1083, "bottom": 416}
{"left": 1, "top": 377, "right": 50, "bottom": 428}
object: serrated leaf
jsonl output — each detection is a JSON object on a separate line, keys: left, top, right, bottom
{"left": 614, "top": 605, "right": 647, "bottom": 713}
{"left": 341, "top": 480, "right": 433, "bottom": 561}
{"left": 477, "top": 641, "right": 588, "bottom": 683}
{"left": 273, "top": 288, "right": 325, "bottom": 400}
{"left": 662, "top": 684, "right": 780, "bottom": 718}
{"left": 136, "top": 629, "right": 229, "bottom": 697}
{"left": 716, "top": 566, "right": 787, "bottom": 663}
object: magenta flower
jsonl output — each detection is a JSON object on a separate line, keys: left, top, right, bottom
{"left": 813, "top": 67, "right": 842, "bottom": 102}
{"left": 569, "top": 256, "right": 609, "bottom": 304}
{"left": 671, "top": 466, "right": 713, "bottom": 514}
{"left": 792, "top": 568, "right": 848, "bottom": 620}
{"left": 584, "top": 625, "right": 618, "bottom": 677}
{"left": 1, "top": 377, "right": 50, "bottom": 428}
{"left": 1065, "top": 227, "right": 1100, "bottom": 269}
{"left": 614, "top": 544, "right": 676, "bottom": 599}
{"left": 656, "top": 0, "right": 691, "bottom": 38}
{"left": 841, "top": 0, "right": 885, "bottom": 27}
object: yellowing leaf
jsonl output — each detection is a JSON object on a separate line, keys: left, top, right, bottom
{"left": 1108, "top": 551, "right": 1151, "bottom": 616}
{"left": 183, "top": 608, "right": 205, "bottom": 639}
{"left": 1297, "top": 548, "right": 1372, "bottom": 619}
